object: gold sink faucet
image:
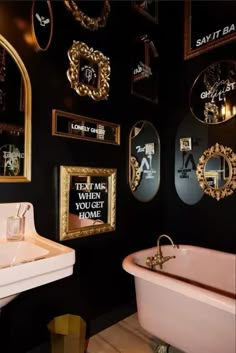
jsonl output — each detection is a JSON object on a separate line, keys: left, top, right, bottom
{"left": 146, "top": 234, "right": 177, "bottom": 269}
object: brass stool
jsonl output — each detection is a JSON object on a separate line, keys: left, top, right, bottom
{"left": 48, "top": 314, "right": 88, "bottom": 353}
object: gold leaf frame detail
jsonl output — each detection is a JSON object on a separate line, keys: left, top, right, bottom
{"left": 196, "top": 143, "right": 236, "bottom": 201}
{"left": 67, "top": 41, "right": 110, "bottom": 101}
{"left": 64, "top": 0, "right": 110, "bottom": 31}
{"left": 60, "top": 166, "right": 116, "bottom": 240}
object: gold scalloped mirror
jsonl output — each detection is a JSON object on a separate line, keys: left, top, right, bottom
{"left": 196, "top": 143, "right": 236, "bottom": 200}
{"left": 0, "top": 35, "right": 31, "bottom": 182}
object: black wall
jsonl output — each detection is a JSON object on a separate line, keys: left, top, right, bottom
{"left": 0, "top": 1, "right": 235, "bottom": 351}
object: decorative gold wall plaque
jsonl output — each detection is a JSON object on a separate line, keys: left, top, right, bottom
{"left": 64, "top": 0, "right": 110, "bottom": 31}
{"left": 67, "top": 41, "right": 110, "bottom": 101}
{"left": 196, "top": 143, "right": 236, "bottom": 201}
{"left": 60, "top": 166, "right": 116, "bottom": 240}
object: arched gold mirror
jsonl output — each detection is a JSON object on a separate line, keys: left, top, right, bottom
{"left": 129, "top": 120, "right": 160, "bottom": 202}
{"left": 0, "top": 34, "right": 31, "bottom": 182}
{"left": 196, "top": 143, "right": 236, "bottom": 200}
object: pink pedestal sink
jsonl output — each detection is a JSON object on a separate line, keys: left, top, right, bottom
{"left": 0, "top": 202, "right": 75, "bottom": 309}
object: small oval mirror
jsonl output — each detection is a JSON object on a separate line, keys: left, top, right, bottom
{"left": 190, "top": 60, "right": 236, "bottom": 124}
{"left": 196, "top": 143, "right": 236, "bottom": 200}
{"left": 0, "top": 34, "right": 31, "bottom": 182}
{"left": 129, "top": 120, "right": 160, "bottom": 202}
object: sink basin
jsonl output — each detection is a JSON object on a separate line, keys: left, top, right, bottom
{"left": 0, "top": 202, "right": 75, "bottom": 309}
{"left": 0, "top": 241, "right": 49, "bottom": 268}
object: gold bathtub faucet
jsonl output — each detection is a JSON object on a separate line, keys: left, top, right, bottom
{"left": 146, "top": 234, "right": 177, "bottom": 269}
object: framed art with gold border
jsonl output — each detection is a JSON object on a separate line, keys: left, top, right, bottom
{"left": 59, "top": 166, "right": 116, "bottom": 240}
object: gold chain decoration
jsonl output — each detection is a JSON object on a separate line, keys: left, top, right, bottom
{"left": 64, "top": 0, "right": 110, "bottom": 31}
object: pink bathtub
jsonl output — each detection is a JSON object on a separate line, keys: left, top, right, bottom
{"left": 122, "top": 245, "right": 236, "bottom": 353}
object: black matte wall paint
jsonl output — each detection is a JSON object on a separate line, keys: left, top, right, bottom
{"left": 0, "top": 1, "right": 235, "bottom": 351}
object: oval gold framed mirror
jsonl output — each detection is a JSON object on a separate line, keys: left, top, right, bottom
{"left": 0, "top": 34, "right": 31, "bottom": 182}
{"left": 129, "top": 120, "right": 160, "bottom": 202}
{"left": 196, "top": 143, "right": 236, "bottom": 200}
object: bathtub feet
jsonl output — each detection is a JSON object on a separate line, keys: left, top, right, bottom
{"left": 150, "top": 337, "right": 170, "bottom": 353}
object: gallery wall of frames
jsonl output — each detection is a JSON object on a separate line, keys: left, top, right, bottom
{"left": 0, "top": 1, "right": 163, "bottom": 349}
{"left": 0, "top": 0, "right": 235, "bottom": 351}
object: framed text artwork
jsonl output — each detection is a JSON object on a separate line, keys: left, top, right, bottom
{"left": 131, "top": 34, "right": 159, "bottom": 104}
{"left": 184, "top": 0, "right": 236, "bottom": 60}
{"left": 59, "top": 166, "right": 116, "bottom": 240}
{"left": 52, "top": 109, "right": 120, "bottom": 145}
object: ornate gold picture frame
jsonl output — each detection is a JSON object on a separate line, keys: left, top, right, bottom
{"left": 67, "top": 41, "right": 110, "bottom": 101}
{"left": 59, "top": 166, "right": 116, "bottom": 240}
{"left": 196, "top": 143, "right": 236, "bottom": 201}
{"left": 64, "top": 0, "right": 110, "bottom": 31}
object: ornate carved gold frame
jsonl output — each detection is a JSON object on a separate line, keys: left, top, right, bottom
{"left": 67, "top": 41, "right": 110, "bottom": 101}
{"left": 196, "top": 143, "right": 236, "bottom": 200}
{"left": 59, "top": 166, "right": 116, "bottom": 240}
{"left": 64, "top": 0, "right": 110, "bottom": 31}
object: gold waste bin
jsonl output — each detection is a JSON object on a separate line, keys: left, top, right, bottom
{"left": 48, "top": 314, "right": 87, "bottom": 353}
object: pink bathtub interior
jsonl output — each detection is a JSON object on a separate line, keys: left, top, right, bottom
{"left": 122, "top": 244, "right": 236, "bottom": 353}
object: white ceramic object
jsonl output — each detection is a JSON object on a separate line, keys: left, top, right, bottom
{"left": 122, "top": 244, "right": 236, "bottom": 353}
{"left": 0, "top": 202, "right": 75, "bottom": 308}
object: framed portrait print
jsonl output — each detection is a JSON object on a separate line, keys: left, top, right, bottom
{"left": 184, "top": 0, "right": 236, "bottom": 60}
{"left": 59, "top": 166, "right": 116, "bottom": 240}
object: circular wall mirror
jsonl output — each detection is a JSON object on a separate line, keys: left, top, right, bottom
{"left": 129, "top": 120, "right": 160, "bottom": 202}
{"left": 190, "top": 60, "right": 236, "bottom": 124}
{"left": 196, "top": 143, "right": 236, "bottom": 200}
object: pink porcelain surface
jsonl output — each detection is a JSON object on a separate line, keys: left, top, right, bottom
{"left": 122, "top": 244, "right": 236, "bottom": 353}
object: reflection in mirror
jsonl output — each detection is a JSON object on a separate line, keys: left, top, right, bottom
{"left": 129, "top": 120, "right": 160, "bottom": 202}
{"left": 0, "top": 35, "right": 31, "bottom": 182}
{"left": 196, "top": 143, "right": 236, "bottom": 200}
{"left": 60, "top": 166, "right": 116, "bottom": 240}
{"left": 204, "top": 155, "right": 230, "bottom": 189}
{"left": 190, "top": 60, "right": 236, "bottom": 125}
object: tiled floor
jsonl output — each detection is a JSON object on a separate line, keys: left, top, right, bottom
{"left": 87, "top": 313, "right": 184, "bottom": 353}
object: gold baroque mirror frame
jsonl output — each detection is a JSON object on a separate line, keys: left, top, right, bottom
{"left": 67, "top": 41, "right": 110, "bottom": 101}
{"left": 64, "top": 0, "right": 110, "bottom": 31}
{"left": 60, "top": 166, "right": 116, "bottom": 240}
{"left": 0, "top": 34, "right": 31, "bottom": 182}
{"left": 196, "top": 143, "right": 236, "bottom": 201}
